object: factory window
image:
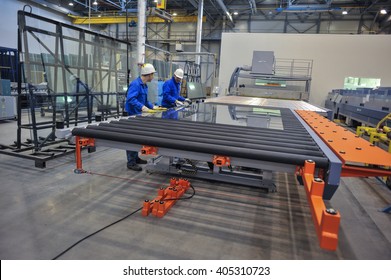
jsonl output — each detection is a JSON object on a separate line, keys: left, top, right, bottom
{"left": 343, "top": 77, "right": 380, "bottom": 90}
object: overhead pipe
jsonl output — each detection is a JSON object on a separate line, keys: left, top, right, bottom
{"left": 276, "top": 0, "right": 341, "bottom": 13}
{"left": 215, "top": 0, "right": 234, "bottom": 24}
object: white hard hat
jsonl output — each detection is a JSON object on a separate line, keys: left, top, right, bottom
{"left": 140, "top": 63, "right": 156, "bottom": 75}
{"left": 174, "top": 68, "right": 184, "bottom": 79}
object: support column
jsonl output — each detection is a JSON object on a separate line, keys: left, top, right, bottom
{"left": 195, "top": 0, "right": 204, "bottom": 65}
{"left": 137, "top": 0, "right": 146, "bottom": 64}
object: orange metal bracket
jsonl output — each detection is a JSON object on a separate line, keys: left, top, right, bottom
{"left": 299, "top": 160, "right": 340, "bottom": 251}
{"left": 142, "top": 178, "right": 191, "bottom": 218}
{"left": 141, "top": 145, "right": 158, "bottom": 155}
{"left": 75, "top": 136, "right": 95, "bottom": 173}
{"left": 212, "top": 155, "right": 231, "bottom": 167}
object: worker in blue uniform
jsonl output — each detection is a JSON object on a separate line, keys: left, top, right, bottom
{"left": 161, "top": 68, "right": 191, "bottom": 108}
{"left": 125, "top": 63, "right": 159, "bottom": 171}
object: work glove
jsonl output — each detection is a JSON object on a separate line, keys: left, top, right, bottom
{"left": 175, "top": 100, "right": 184, "bottom": 106}
{"left": 184, "top": 98, "right": 192, "bottom": 105}
{"left": 141, "top": 106, "right": 149, "bottom": 112}
{"left": 153, "top": 105, "right": 166, "bottom": 110}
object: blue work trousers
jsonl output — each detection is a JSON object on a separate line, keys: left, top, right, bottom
{"left": 126, "top": 150, "right": 138, "bottom": 166}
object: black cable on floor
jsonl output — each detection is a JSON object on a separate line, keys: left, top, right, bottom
{"left": 52, "top": 184, "right": 196, "bottom": 260}
{"left": 52, "top": 207, "right": 142, "bottom": 260}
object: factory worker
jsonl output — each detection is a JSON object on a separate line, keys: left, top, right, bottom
{"left": 161, "top": 68, "right": 191, "bottom": 108}
{"left": 125, "top": 63, "right": 159, "bottom": 171}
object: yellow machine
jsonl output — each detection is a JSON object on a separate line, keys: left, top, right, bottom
{"left": 357, "top": 113, "right": 391, "bottom": 188}
{"left": 356, "top": 113, "right": 391, "bottom": 153}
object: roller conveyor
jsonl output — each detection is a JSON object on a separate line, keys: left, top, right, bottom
{"left": 71, "top": 104, "right": 391, "bottom": 252}
{"left": 72, "top": 112, "right": 329, "bottom": 169}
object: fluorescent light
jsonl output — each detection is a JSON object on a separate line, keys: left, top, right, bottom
{"left": 380, "top": 9, "right": 387, "bottom": 15}
{"left": 93, "top": 1, "right": 98, "bottom": 5}
{"left": 68, "top": 2, "right": 74, "bottom": 6}
{"left": 342, "top": 10, "right": 348, "bottom": 15}
{"left": 172, "top": 12, "right": 177, "bottom": 16}
{"left": 233, "top": 11, "right": 238, "bottom": 15}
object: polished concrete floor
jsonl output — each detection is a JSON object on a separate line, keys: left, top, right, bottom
{"left": 0, "top": 114, "right": 390, "bottom": 260}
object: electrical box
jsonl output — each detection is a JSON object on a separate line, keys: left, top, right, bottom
{"left": 0, "top": 79, "right": 11, "bottom": 96}
{"left": 251, "top": 51, "right": 275, "bottom": 75}
{"left": 0, "top": 96, "right": 17, "bottom": 120}
{"left": 175, "top": 43, "right": 184, "bottom": 52}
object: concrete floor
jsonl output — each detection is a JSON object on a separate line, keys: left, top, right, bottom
{"left": 0, "top": 114, "right": 391, "bottom": 260}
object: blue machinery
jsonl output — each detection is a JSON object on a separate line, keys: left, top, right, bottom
{"left": 325, "top": 87, "right": 391, "bottom": 127}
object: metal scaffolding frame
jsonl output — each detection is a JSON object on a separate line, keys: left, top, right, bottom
{"left": 0, "top": 10, "right": 132, "bottom": 168}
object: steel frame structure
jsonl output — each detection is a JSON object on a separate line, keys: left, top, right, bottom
{"left": 0, "top": 10, "right": 131, "bottom": 168}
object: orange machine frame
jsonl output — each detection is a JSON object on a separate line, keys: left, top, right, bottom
{"left": 295, "top": 110, "right": 391, "bottom": 250}
{"left": 296, "top": 110, "right": 391, "bottom": 178}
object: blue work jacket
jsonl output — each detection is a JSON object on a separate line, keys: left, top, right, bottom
{"left": 161, "top": 77, "right": 185, "bottom": 108}
{"left": 125, "top": 77, "right": 153, "bottom": 115}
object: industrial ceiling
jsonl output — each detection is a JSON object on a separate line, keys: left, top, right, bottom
{"left": 23, "top": 0, "right": 391, "bottom": 33}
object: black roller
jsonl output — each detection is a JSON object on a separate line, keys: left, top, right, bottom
{"left": 110, "top": 119, "right": 315, "bottom": 146}
{"left": 127, "top": 116, "right": 311, "bottom": 138}
{"left": 115, "top": 118, "right": 314, "bottom": 144}
{"left": 98, "top": 121, "right": 321, "bottom": 152}
{"left": 72, "top": 127, "right": 329, "bottom": 168}
{"left": 87, "top": 124, "right": 325, "bottom": 157}
{"left": 119, "top": 117, "right": 314, "bottom": 140}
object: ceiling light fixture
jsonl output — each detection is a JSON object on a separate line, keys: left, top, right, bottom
{"left": 172, "top": 12, "right": 177, "bottom": 16}
{"left": 93, "top": 1, "right": 98, "bottom": 5}
{"left": 342, "top": 10, "right": 348, "bottom": 15}
{"left": 380, "top": 9, "right": 387, "bottom": 15}
{"left": 68, "top": 2, "right": 74, "bottom": 6}
{"left": 233, "top": 11, "right": 238, "bottom": 15}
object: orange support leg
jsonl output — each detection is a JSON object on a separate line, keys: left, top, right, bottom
{"left": 301, "top": 160, "right": 341, "bottom": 251}
{"left": 74, "top": 136, "right": 95, "bottom": 174}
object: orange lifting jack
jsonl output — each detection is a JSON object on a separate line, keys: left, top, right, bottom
{"left": 212, "top": 155, "right": 231, "bottom": 167}
{"left": 74, "top": 136, "right": 95, "bottom": 173}
{"left": 141, "top": 145, "right": 158, "bottom": 155}
{"left": 142, "top": 178, "right": 191, "bottom": 218}
{"left": 298, "top": 160, "right": 340, "bottom": 251}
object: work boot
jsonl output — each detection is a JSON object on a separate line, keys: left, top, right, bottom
{"left": 127, "top": 164, "right": 142, "bottom": 171}
{"left": 136, "top": 158, "right": 148, "bottom": 164}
